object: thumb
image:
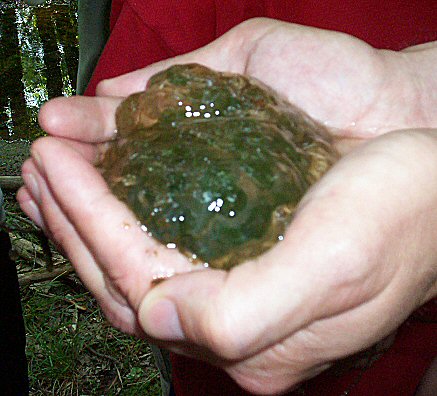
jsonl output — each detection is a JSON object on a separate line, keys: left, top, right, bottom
{"left": 136, "top": 145, "right": 399, "bottom": 360}
{"left": 137, "top": 233, "right": 344, "bottom": 361}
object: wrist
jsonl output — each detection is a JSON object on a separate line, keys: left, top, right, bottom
{"left": 399, "top": 42, "right": 437, "bottom": 128}
{"left": 373, "top": 43, "right": 437, "bottom": 133}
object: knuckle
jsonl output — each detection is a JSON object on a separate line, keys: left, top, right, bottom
{"left": 202, "top": 305, "right": 250, "bottom": 361}
{"left": 95, "top": 79, "right": 112, "bottom": 96}
{"left": 321, "top": 233, "right": 372, "bottom": 286}
{"left": 229, "top": 367, "right": 300, "bottom": 396}
{"left": 47, "top": 222, "right": 68, "bottom": 250}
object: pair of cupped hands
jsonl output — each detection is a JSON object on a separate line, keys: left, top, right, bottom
{"left": 18, "top": 19, "right": 437, "bottom": 395}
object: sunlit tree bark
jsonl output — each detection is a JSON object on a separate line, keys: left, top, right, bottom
{"left": 54, "top": 4, "right": 78, "bottom": 92}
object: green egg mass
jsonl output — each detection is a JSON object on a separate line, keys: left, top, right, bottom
{"left": 99, "top": 64, "right": 338, "bottom": 269}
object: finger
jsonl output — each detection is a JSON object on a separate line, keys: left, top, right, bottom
{"left": 19, "top": 139, "right": 99, "bottom": 229}
{"left": 137, "top": 184, "right": 381, "bottom": 359}
{"left": 30, "top": 137, "right": 194, "bottom": 309}
{"left": 95, "top": 49, "right": 234, "bottom": 97}
{"left": 95, "top": 18, "right": 279, "bottom": 97}
{"left": 19, "top": 156, "right": 143, "bottom": 335}
{"left": 35, "top": 136, "right": 99, "bottom": 164}
{"left": 39, "top": 96, "right": 123, "bottom": 142}
{"left": 333, "top": 136, "right": 365, "bottom": 155}
{"left": 137, "top": 233, "right": 344, "bottom": 360}
{"left": 53, "top": 137, "right": 100, "bottom": 163}
{"left": 16, "top": 185, "right": 45, "bottom": 230}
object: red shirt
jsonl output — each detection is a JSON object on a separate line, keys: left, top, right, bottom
{"left": 85, "top": 0, "right": 437, "bottom": 96}
{"left": 86, "top": 1, "right": 437, "bottom": 395}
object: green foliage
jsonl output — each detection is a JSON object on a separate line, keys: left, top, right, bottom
{"left": 1, "top": 1, "right": 78, "bottom": 141}
{"left": 22, "top": 281, "right": 161, "bottom": 395}
{"left": 17, "top": 6, "right": 48, "bottom": 109}
{"left": 3, "top": 191, "right": 161, "bottom": 396}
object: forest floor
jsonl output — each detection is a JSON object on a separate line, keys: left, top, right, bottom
{"left": 0, "top": 138, "right": 31, "bottom": 176}
{"left": 1, "top": 141, "right": 161, "bottom": 396}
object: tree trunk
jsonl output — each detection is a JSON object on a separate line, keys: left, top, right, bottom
{"left": 35, "top": 7, "right": 64, "bottom": 99}
{"left": 54, "top": 5, "right": 79, "bottom": 93}
{"left": 0, "top": 6, "right": 29, "bottom": 140}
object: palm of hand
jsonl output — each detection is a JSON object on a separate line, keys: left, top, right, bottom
{"left": 240, "top": 22, "right": 422, "bottom": 142}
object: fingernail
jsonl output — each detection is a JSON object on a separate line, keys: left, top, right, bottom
{"left": 142, "top": 298, "right": 184, "bottom": 341}
{"left": 27, "top": 199, "right": 45, "bottom": 230}
{"left": 20, "top": 197, "right": 45, "bottom": 230}
{"left": 22, "top": 173, "right": 41, "bottom": 204}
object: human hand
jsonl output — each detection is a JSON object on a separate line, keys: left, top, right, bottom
{"left": 94, "top": 18, "right": 436, "bottom": 139}
{"left": 18, "top": 19, "right": 437, "bottom": 394}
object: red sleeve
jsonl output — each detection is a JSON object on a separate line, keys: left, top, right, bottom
{"left": 84, "top": 0, "right": 437, "bottom": 95}
{"left": 171, "top": 300, "right": 437, "bottom": 396}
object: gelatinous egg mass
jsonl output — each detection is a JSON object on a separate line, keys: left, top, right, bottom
{"left": 99, "top": 64, "right": 339, "bottom": 269}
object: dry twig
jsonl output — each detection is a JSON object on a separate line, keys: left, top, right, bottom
{"left": 0, "top": 175, "right": 23, "bottom": 190}
{"left": 18, "top": 262, "right": 74, "bottom": 286}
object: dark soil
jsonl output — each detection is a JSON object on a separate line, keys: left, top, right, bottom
{"left": 0, "top": 138, "right": 31, "bottom": 176}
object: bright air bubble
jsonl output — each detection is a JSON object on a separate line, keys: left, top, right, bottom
{"left": 208, "top": 198, "right": 224, "bottom": 212}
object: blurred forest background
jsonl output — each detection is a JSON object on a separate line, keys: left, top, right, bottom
{"left": 0, "top": 0, "right": 78, "bottom": 141}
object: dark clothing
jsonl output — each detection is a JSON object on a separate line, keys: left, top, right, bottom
{"left": 0, "top": 230, "right": 29, "bottom": 395}
{"left": 77, "top": 0, "right": 112, "bottom": 94}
